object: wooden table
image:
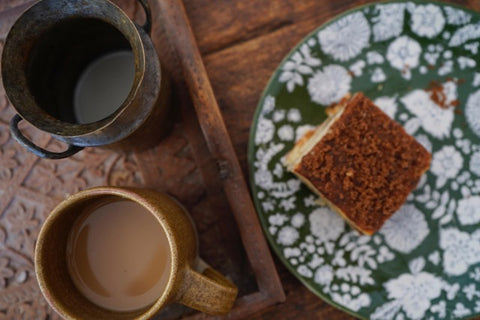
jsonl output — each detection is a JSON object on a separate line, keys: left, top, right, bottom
{"left": 0, "top": 1, "right": 479, "bottom": 319}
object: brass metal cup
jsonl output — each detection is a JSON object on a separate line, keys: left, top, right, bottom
{"left": 2, "top": 0, "right": 171, "bottom": 159}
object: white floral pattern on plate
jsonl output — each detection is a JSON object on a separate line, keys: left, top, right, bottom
{"left": 371, "top": 3, "right": 405, "bottom": 42}
{"left": 471, "top": 151, "right": 480, "bottom": 176}
{"left": 386, "top": 36, "right": 422, "bottom": 79}
{"left": 440, "top": 228, "right": 480, "bottom": 276}
{"left": 380, "top": 204, "right": 429, "bottom": 253}
{"left": 456, "top": 196, "right": 480, "bottom": 225}
{"left": 254, "top": 117, "right": 275, "bottom": 145}
{"left": 466, "top": 89, "right": 480, "bottom": 137}
{"left": 277, "top": 226, "right": 299, "bottom": 246}
{"left": 431, "top": 146, "right": 464, "bottom": 188}
{"left": 449, "top": 23, "right": 480, "bottom": 47}
{"left": 374, "top": 96, "right": 398, "bottom": 119}
{"left": 277, "top": 124, "right": 295, "bottom": 141}
{"left": 249, "top": 2, "right": 480, "bottom": 320}
{"left": 307, "top": 65, "right": 351, "bottom": 105}
{"left": 318, "top": 12, "right": 370, "bottom": 62}
{"left": 410, "top": 4, "right": 445, "bottom": 38}
{"left": 309, "top": 207, "right": 345, "bottom": 243}
{"left": 444, "top": 6, "right": 472, "bottom": 25}
{"left": 371, "top": 67, "right": 386, "bottom": 83}
{"left": 400, "top": 89, "right": 455, "bottom": 139}
{"left": 279, "top": 44, "right": 321, "bottom": 92}
{"left": 372, "top": 257, "right": 444, "bottom": 320}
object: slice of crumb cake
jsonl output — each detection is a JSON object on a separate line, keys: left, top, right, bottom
{"left": 285, "top": 93, "right": 431, "bottom": 235}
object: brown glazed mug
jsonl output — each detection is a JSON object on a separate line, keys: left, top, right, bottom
{"left": 35, "top": 187, "right": 238, "bottom": 319}
{"left": 1, "top": 0, "right": 170, "bottom": 159}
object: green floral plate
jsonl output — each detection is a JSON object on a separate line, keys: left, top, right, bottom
{"left": 248, "top": 1, "right": 480, "bottom": 319}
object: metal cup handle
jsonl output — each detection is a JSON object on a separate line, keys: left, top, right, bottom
{"left": 137, "top": 0, "right": 152, "bottom": 35}
{"left": 10, "top": 114, "right": 84, "bottom": 159}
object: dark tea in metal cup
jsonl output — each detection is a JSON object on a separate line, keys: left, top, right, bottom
{"left": 2, "top": 0, "right": 170, "bottom": 159}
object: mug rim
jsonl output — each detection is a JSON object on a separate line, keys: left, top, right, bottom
{"left": 34, "top": 187, "right": 183, "bottom": 319}
{"left": 1, "top": 0, "right": 147, "bottom": 137}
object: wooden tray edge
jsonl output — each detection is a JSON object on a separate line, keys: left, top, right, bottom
{"left": 152, "top": 0, "right": 286, "bottom": 317}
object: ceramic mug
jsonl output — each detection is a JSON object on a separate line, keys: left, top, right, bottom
{"left": 35, "top": 187, "right": 238, "bottom": 319}
{"left": 2, "top": 0, "right": 170, "bottom": 159}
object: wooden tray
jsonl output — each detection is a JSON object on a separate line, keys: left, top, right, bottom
{"left": 0, "top": 0, "right": 285, "bottom": 319}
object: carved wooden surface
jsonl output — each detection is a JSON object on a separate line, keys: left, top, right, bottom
{"left": 1, "top": 0, "right": 479, "bottom": 319}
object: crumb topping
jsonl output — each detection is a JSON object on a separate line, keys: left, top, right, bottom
{"left": 426, "top": 81, "right": 460, "bottom": 109}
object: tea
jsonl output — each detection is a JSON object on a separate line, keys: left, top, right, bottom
{"left": 73, "top": 50, "right": 135, "bottom": 124}
{"left": 66, "top": 199, "right": 171, "bottom": 312}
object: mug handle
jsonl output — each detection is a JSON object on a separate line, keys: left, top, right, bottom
{"left": 10, "top": 114, "right": 84, "bottom": 159}
{"left": 136, "top": 0, "right": 152, "bottom": 35}
{"left": 179, "top": 266, "right": 238, "bottom": 315}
